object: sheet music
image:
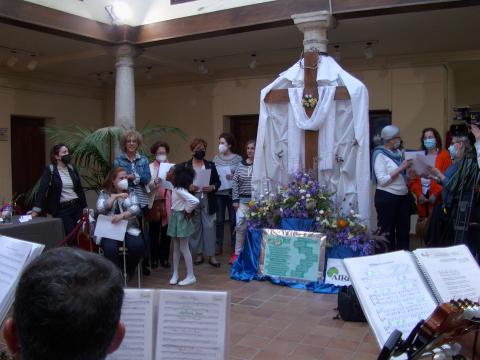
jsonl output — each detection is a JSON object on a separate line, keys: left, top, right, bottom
{"left": 193, "top": 169, "right": 211, "bottom": 189}
{"left": 216, "top": 166, "right": 232, "bottom": 191}
{"left": 0, "top": 236, "right": 44, "bottom": 325}
{"left": 155, "top": 290, "right": 228, "bottom": 360}
{"left": 94, "top": 214, "right": 128, "bottom": 242}
{"left": 108, "top": 289, "right": 155, "bottom": 360}
{"left": 413, "top": 245, "right": 480, "bottom": 302}
{"left": 344, "top": 251, "right": 437, "bottom": 348}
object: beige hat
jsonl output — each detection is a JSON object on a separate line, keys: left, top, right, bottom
{"left": 380, "top": 125, "right": 400, "bottom": 141}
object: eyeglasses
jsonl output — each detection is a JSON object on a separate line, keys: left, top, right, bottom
{"left": 127, "top": 140, "right": 137, "bottom": 144}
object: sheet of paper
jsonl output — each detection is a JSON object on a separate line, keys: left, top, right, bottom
{"left": 413, "top": 245, "right": 480, "bottom": 303}
{"left": 217, "top": 165, "right": 232, "bottom": 191}
{"left": 94, "top": 214, "right": 128, "bottom": 242}
{"left": 158, "top": 163, "right": 175, "bottom": 180}
{"left": 155, "top": 290, "right": 229, "bottom": 360}
{"left": 107, "top": 289, "right": 155, "bottom": 360}
{"left": 0, "top": 236, "right": 44, "bottom": 325}
{"left": 193, "top": 169, "right": 211, "bottom": 189}
{"left": 18, "top": 215, "right": 32, "bottom": 223}
{"left": 344, "top": 251, "right": 437, "bottom": 348}
{"left": 404, "top": 151, "right": 423, "bottom": 161}
{"left": 325, "top": 258, "right": 351, "bottom": 286}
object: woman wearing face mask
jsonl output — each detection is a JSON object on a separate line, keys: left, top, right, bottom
{"left": 97, "top": 167, "right": 145, "bottom": 276}
{"left": 147, "top": 141, "right": 173, "bottom": 269}
{"left": 213, "top": 133, "right": 242, "bottom": 256}
{"left": 114, "top": 129, "right": 152, "bottom": 275}
{"left": 372, "top": 125, "right": 413, "bottom": 251}
{"left": 409, "top": 128, "right": 451, "bottom": 219}
{"left": 181, "top": 138, "right": 221, "bottom": 267}
{"left": 31, "top": 143, "right": 87, "bottom": 236}
{"left": 426, "top": 133, "right": 480, "bottom": 254}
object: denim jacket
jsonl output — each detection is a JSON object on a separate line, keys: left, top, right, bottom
{"left": 114, "top": 152, "right": 151, "bottom": 186}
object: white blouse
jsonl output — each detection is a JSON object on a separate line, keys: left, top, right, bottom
{"left": 171, "top": 188, "right": 200, "bottom": 213}
{"left": 374, "top": 153, "right": 408, "bottom": 196}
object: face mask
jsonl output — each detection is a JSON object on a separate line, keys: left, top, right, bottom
{"left": 218, "top": 144, "right": 228, "bottom": 154}
{"left": 448, "top": 144, "right": 457, "bottom": 159}
{"left": 156, "top": 154, "right": 167, "bottom": 162}
{"left": 423, "top": 138, "right": 436, "bottom": 149}
{"left": 193, "top": 150, "right": 206, "bottom": 160}
{"left": 61, "top": 154, "right": 71, "bottom": 164}
{"left": 392, "top": 140, "right": 401, "bottom": 150}
{"left": 117, "top": 179, "right": 129, "bottom": 191}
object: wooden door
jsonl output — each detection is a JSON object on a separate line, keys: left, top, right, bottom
{"left": 230, "top": 115, "right": 258, "bottom": 157}
{"left": 11, "top": 116, "right": 46, "bottom": 213}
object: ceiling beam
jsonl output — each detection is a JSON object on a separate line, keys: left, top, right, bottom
{"left": 0, "top": 0, "right": 477, "bottom": 47}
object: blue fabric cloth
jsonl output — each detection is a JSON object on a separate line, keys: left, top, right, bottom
{"left": 230, "top": 218, "right": 360, "bottom": 294}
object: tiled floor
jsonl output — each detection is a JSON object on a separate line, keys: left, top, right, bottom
{"left": 140, "top": 229, "right": 380, "bottom": 360}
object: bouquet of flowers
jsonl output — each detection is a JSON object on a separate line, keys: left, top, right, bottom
{"left": 246, "top": 171, "right": 383, "bottom": 255}
{"left": 315, "top": 209, "right": 377, "bottom": 255}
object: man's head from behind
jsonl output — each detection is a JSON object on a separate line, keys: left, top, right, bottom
{"left": 3, "top": 247, "right": 125, "bottom": 360}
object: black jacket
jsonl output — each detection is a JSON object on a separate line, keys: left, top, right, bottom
{"left": 182, "top": 159, "right": 221, "bottom": 215}
{"left": 33, "top": 164, "right": 87, "bottom": 216}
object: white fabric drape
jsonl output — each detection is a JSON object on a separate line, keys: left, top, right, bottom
{"left": 253, "top": 56, "right": 371, "bottom": 226}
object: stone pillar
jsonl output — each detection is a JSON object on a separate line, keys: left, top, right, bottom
{"left": 291, "top": 11, "right": 331, "bottom": 53}
{"left": 114, "top": 44, "right": 140, "bottom": 129}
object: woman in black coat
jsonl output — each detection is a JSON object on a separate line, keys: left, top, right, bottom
{"left": 32, "top": 143, "right": 87, "bottom": 235}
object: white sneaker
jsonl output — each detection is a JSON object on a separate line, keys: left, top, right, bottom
{"left": 178, "top": 276, "right": 196, "bottom": 286}
{"left": 169, "top": 274, "right": 179, "bottom": 285}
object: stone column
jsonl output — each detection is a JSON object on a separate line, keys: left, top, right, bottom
{"left": 114, "top": 44, "right": 140, "bottom": 129}
{"left": 291, "top": 11, "right": 331, "bottom": 53}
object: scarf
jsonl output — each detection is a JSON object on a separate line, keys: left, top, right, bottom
{"left": 371, "top": 146, "right": 406, "bottom": 185}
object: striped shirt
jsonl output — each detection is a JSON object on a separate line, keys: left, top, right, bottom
{"left": 232, "top": 160, "right": 253, "bottom": 203}
{"left": 213, "top": 153, "right": 242, "bottom": 196}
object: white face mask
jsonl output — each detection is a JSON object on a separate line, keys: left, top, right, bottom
{"left": 117, "top": 179, "right": 129, "bottom": 191}
{"left": 218, "top": 144, "right": 228, "bottom": 154}
{"left": 156, "top": 154, "right": 167, "bottom": 162}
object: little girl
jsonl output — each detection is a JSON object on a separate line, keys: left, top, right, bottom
{"left": 167, "top": 165, "right": 199, "bottom": 286}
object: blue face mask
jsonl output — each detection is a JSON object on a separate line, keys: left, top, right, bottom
{"left": 423, "top": 138, "right": 436, "bottom": 149}
{"left": 392, "top": 139, "right": 401, "bottom": 150}
{"left": 448, "top": 144, "right": 457, "bottom": 158}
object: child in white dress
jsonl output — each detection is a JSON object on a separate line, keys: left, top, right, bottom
{"left": 167, "top": 165, "right": 199, "bottom": 286}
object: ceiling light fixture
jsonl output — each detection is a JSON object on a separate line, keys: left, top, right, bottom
{"left": 7, "top": 51, "right": 18, "bottom": 67}
{"left": 249, "top": 54, "right": 257, "bottom": 70}
{"left": 333, "top": 45, "right": 341, "bottom": 62}
{"left": 198, "top": 59, "right": 208, "bottom": 75}
{"left": 364, "top": 42, "right": 374, "bottom": 60}
{"left": 27, "top": 55, "right": 39, "bottom": 71}
{"left": 105, "top": 1, "right": 132, "bottom": 25}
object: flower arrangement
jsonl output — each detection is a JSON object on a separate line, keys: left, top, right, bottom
{"left": 246, "top": 171, "right": 380, "bottom": 255}
{"left": 302, "top": 94, "right": 318, "bottom": 109}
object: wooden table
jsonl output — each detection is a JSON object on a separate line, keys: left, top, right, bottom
{"left": 0, "top": 216, "right": 65, "bottom": 249}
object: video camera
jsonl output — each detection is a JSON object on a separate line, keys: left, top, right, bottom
{"left": 453, "top": 106, "right": 480, "bottom": 125}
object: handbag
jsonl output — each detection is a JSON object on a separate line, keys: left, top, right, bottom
{"left": 144, "top": 190, "right": 168, "bottom": 222}
{"left": 337, "top": 285, "right": 366, "bottom": 322}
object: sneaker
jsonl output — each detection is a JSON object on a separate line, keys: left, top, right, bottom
{"left": 229, "top": 254, "right": 238, "bottom": 265}
{"left": 178, "top": 276, "right": 196, "bottom": 286}
{"left": 169, "top": 274, "right": 179, "bottom": 285}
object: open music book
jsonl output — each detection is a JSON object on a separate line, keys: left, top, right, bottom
{"left": 0, "top": 235, "right": 45, "bottom": 325}
{"left": 107, "top": 289, "right": 230, "bottom": 360}
{"left": 343, "top": 245, "right": 480, "bottom": 348}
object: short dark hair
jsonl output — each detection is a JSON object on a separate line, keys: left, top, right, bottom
{"left": 14, "top": 247, "right": 124, "bottom": 360}
{"left": 420, "top": 128, "right": 443, "bottom": 151}
{"left": 150, "top": 141, "right": 170, "bottom": 155}
{"left": 218, "top": 133, "right": 236, "bottom": 149}
{"left": 50, "top": 143, "right": 67, "bottom": 164}
{"left": 172, "top": 165, "right": 195, "bottom": 189}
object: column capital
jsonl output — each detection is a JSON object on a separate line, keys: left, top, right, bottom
{"left": 112, "top": 44, "right": 143, "bottom": 67}
{"left": 291, "top": 11, "right": 331, "bottom": 53}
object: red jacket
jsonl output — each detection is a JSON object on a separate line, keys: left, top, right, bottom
{"left": 409, "top": 149, "right": 451, "bottom": 218}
